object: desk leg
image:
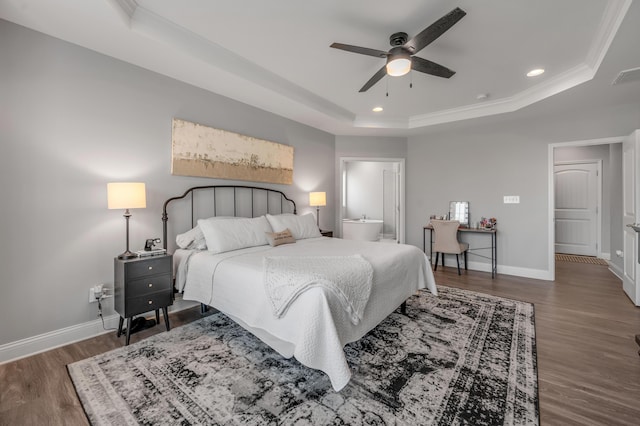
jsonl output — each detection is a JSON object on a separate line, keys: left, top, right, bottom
{"left": 492, "top": 233, "right": 497, "bottom": 278}
{"left": 430, "top": 229, "right": 434, "bottom": 266}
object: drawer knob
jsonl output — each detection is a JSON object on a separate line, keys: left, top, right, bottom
{"left": 148, "top": 300, "right": 153, "bottom": 305}
{"left": 148, "top": 266, "right": 153, "bottom": 270}
{"left": 148, "top": 283, "right": 153, "bottom": 288}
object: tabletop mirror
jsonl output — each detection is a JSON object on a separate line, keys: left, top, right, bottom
{"left": 449, "top": 201, "right": 469, "bottom": 226}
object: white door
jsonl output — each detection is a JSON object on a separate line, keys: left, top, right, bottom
{"left": 554, "top": 162, "right": 599, "bottom": 256}
{"left": 622, "top": 131, "right": 639, "bottom": 305}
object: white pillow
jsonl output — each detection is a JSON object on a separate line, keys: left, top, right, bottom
{"left": 175, "top": 217, "right": 235, "bottom": 250}
{"left": 176, "top": 225, "right": 206, "bottom": 250}
{"left": 198, "top": 216, "right": 273, "bottom": 254}
{"left": 266, "top": 213, "right": 321, "bottom": 239}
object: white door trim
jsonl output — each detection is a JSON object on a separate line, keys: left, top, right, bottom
{"left": 547, "top": 136, "right": 625, "bottom": 281}
{"left": 622, "top": 131, "right": 639, "bottom": 305}
{"left": 339, "top": 157, "right": 406, "bottom": 243}
{"left": 553, "top": 159, "right": 602, "bottom": 257}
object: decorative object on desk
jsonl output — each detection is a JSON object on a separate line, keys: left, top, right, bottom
{"left": 480, "top": 217, "right": 497, "bottom": 229}
{"left": 107, "top": 182, "right": 146, "bottom": 260}
{"left": 171, "top": 118, "right": 294, "bottom": 184}
{"left": 68, "top": 286, "right": 538, "bottom": 426}
{"left": 309, "top": 191, "right": 326, "bottom": 228}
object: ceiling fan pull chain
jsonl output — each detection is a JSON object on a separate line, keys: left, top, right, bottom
{"left": 386, "top": 76, "right": 389, "bottom": 97}
{"left": 410, "top": 71, "right": 413, "bottom": 89}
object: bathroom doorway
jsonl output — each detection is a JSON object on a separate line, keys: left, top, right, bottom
{"left": 339, "top": 157, "right": 405, "bottom": 243}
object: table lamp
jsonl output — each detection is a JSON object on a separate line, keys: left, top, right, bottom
{"left": 309, "top": 191, "right": 326, "bottom": 228}
{"left": 108, "top": 182, "right": 146, "bottom": 259}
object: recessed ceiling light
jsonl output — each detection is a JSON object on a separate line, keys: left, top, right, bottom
{"left": 372, "top": 106, "right": 383, "bottom": 112}
{"left": 527, "top": 68, "right": 545, "bottom": 77}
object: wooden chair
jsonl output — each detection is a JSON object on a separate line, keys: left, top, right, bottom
{"left": 431, "top": 220, "right": 469, "bottom": 275}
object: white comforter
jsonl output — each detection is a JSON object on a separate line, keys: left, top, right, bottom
{"left": 178, "top": 237, "right": 437, "bottom": 391}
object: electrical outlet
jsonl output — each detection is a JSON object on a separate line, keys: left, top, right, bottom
{"left": 88, "top": 284, "right": 103, "bottom": 303}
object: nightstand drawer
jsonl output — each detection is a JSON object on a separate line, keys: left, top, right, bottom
{"left": 126, "top": 256, "right": 171, "bottom": 279}
{"left": 127, "top": 274, "right": 172, "bottom": 298}
{"left": 125, "top": 291, "right": 172, "bottom": 316}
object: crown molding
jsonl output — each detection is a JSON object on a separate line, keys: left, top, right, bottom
{"left": 105, "top": 0, "right": 137, "bottom": 26}
{"left": 106, "top": 0, "right": 631, "bottom": 131}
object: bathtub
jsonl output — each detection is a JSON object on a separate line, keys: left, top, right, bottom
{"left": 342, "top": 219, "right": 383, "bottom": 241}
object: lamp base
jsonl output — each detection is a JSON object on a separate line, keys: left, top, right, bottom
{"left": 117, "top": 250, "right": 138, "bottom": 260}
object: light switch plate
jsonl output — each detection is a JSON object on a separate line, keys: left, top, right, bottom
{"left": 504, "top": 195, "right": 520, "bottom": 204}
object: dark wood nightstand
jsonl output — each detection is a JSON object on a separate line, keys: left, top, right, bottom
{"left": 114, "top": 254, "right": 173, "bottom": 345}
{"left": 320, "top": 230, "right": 333, "bottom": 237}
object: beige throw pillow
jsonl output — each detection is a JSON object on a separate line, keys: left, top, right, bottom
{"left": 265, "top": 228, "right": 296, "bottom": 247}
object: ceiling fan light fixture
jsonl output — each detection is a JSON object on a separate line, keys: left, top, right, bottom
{"left": 386, "top": 48, "right": 411, "bottom": 77}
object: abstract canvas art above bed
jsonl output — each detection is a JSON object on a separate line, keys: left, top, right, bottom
{"left": 171, "top": 118, "right": 294, "bottom": 184}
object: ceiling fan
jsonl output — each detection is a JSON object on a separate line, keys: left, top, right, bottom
{"left": 330, "top": 7, "right": 466, "bottom": 92}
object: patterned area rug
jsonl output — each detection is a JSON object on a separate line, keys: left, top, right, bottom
{"left": 68, "top": 286, "right": 538, "bottom": 425}
{"left": 555, "top": 254, "right": 609, "bottom": 265}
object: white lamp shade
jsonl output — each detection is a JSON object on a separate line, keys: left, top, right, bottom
{"left": 107, "top": 182, "right": 147, "bottom": 209}
{"left": 386, "top": 57, "right": 411, "bottom": 76}
{"left": 309, "top": 191, "right": 327, "bottom": 207}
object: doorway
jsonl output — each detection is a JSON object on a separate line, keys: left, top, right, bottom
{"left": 554, "top": 161, "right": 601, "bottom": 256}
{"left": 339, "top": 157, "right": 405, "bottom": 243}
{"left": 547, "top": 137, "right": 624, "bottom": 281}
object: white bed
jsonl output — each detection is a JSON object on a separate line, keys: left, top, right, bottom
{"left": 175, "top": 236, "right": 437, "bottom": 391}
{"left": 163, "top": 185, "right": 437, "bottom": 391}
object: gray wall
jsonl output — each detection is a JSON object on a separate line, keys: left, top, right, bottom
{"left": 0, "top": 20, "right": 335, "bottom": 347}
{"left": 408, "top": 131, "right": 549, "bottom": 275}
{"left": 407, "top": 103, "right": 638, "bottom": 277}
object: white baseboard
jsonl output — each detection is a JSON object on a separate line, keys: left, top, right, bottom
{"left": 0, "top": 299, "right": 199, "bottom": 365}
{"left": 600, "top": 252, "right": 611, "bottom": 261}
{"left": 438, "top": 259, "right": 553, "bottom": 281}
{"left": 0, "top": 314, "right": 121, "bottom": 365}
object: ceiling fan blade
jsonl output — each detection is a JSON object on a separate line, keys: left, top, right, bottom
{"left": 404, "top": 7, "right": 466, "bottom": 54}
{"left": 330, "top": 43, "right": 388, "bottom": 58}
{"left": 411, "top": 56, "right": 455, "bottom": 78}
{"left": 359, "top": 66, "right": 388, "bottom": 92}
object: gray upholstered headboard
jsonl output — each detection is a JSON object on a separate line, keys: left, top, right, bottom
{"left": 162, "top": 185, "right": 297, "bottom": 251}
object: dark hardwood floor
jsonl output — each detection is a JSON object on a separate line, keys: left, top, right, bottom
{"left": 1, "top": 261, "right": 639, "bottom": 425}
